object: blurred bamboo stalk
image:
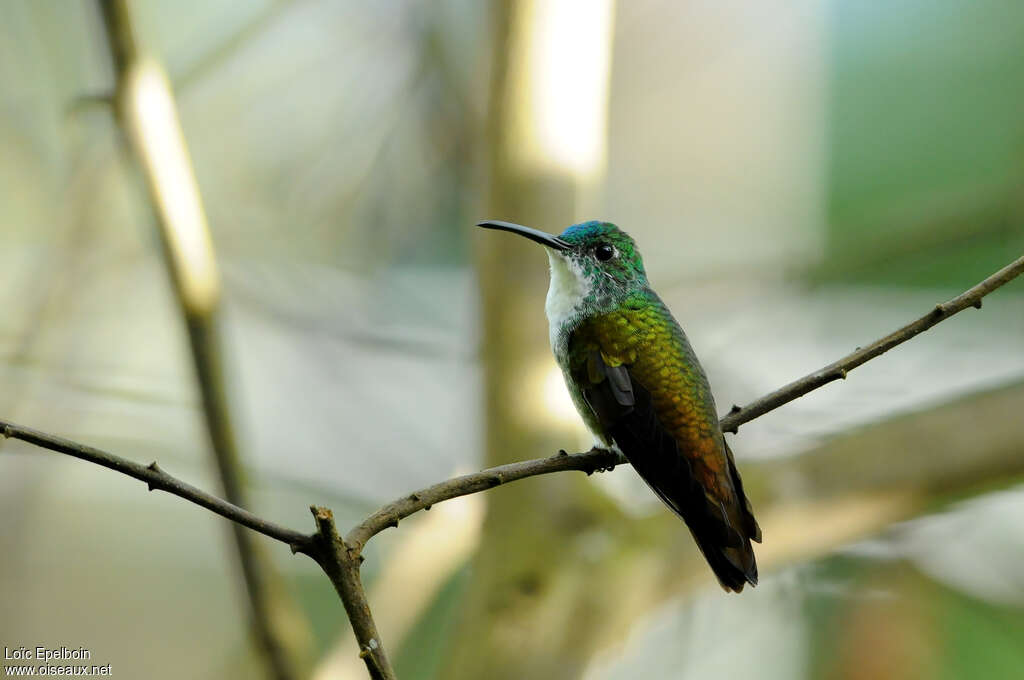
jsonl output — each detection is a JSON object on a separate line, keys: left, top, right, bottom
{"left": 94, "top": 2, "right": 311, "bottom": 678}
{"left": 445, "top": 1, "right": 621, "bottom": 677}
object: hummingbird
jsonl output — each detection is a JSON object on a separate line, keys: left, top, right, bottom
{"left": 478, "top": 219, "right": 761, "bottom": 592}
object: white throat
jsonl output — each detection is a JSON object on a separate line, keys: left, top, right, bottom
{"left": 544, "top": 251, "right": 591, "bottom": 354}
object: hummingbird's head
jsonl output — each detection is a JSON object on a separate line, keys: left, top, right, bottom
{"left": 477, "top": 219, "right": 649, "bottom": 320}
{"left": 554, "top": 220, "right": 647, "bottom": 283}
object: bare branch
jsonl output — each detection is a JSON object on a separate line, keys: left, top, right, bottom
{"left": 1, "top": 252, "right": 1021, "bottom": 679}
{"left": 0, "top": 419, "right": 391, "bottom": 677}
{"left": 347, "top": 254, "right": 1024, "bottom": 551}
{"left": 719, "top": 254, "right": 1024, "bottom": 433}
{"left": 307, "top": 507, "right": 397, "bottom": 680}
{"left": 345, "top": 448, "right": 623, "bottom": 551}
{"left": 1, "top": 420, "right": 312, "bottom": 550}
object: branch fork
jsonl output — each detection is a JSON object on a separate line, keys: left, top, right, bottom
{"left": 2, "top": 253, "right": 1022, "bottom": 680}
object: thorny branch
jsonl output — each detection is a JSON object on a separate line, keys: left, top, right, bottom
{"left": 2, "top": 253, "right": 1023, "bottom": 680}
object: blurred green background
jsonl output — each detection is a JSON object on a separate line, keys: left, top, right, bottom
{"left": 1, "top": 1, "right": 1022, "bottom": 679}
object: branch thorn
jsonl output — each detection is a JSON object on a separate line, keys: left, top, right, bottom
{"left": 145, "top": 462, "right": 164, "bottom": 491}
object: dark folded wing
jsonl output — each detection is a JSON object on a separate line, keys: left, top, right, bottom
{"left": 579, "top": 349, "right": 760, "bottom": 592}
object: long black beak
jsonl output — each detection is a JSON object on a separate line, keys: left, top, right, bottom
{"left": 477, "top": 220, "right": 570, "bottom": 251}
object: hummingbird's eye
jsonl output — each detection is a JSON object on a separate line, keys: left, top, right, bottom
{"left": 594, "top": 243, "right": 615, "bottom": 261}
